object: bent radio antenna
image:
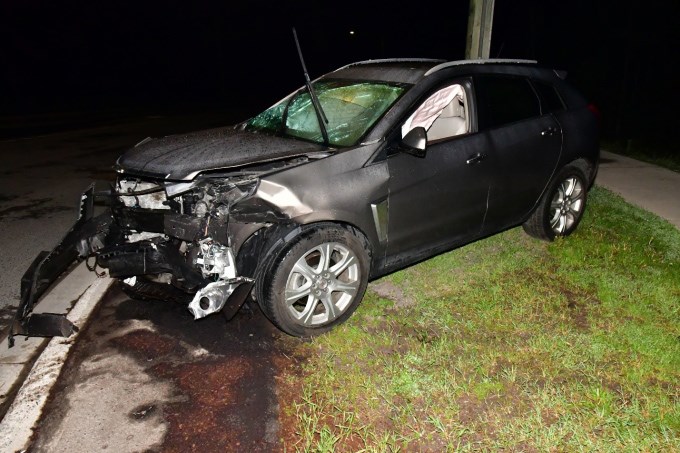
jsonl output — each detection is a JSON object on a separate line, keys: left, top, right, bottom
{"left": 292, "top": 27, "right": 329, "bottom": 145}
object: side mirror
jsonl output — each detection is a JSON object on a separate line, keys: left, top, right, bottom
{"left": 400, "top": 127, "right": 427, "bottom": 158}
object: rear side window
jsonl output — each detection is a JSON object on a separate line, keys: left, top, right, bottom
{"left": 474, "top": 75, "right": 540, "bottom": 130}
{"left": 532, "top": 80, "right": 565, "bottom": 113}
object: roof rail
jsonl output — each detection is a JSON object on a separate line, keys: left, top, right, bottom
{"left": 424, "top": 59, "right": 538, "bottom": 76}
{"left": 334, "top": 58, "right": 445, "bottom": 72}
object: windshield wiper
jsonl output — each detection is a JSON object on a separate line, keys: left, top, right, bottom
{"left": 292, "top": 28, "right": 329, "bottom": 146}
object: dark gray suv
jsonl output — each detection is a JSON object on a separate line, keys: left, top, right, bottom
{"left": 9, "top": 59, "right": 599, "bottom": 343}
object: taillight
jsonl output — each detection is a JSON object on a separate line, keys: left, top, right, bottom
{"left": 587, "top": 103, "right": 601, "bottom": 127}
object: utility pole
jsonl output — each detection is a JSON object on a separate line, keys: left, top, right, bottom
{"left": 466, "top": 0, "right": 495, "bottom": 59}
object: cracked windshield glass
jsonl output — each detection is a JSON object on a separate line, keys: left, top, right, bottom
{"left": 248, "top": 81, "right": 406, "bottom": 146}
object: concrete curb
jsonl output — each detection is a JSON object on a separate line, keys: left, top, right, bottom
{"left": 0, "top": 274, "right": 112, "bottom": 452}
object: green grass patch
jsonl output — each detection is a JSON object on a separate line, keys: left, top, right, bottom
{"left": 282, "top": 187, "right": 680, "bottom": 451}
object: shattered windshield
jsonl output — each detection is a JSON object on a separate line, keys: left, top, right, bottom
{"left": 247, "top": 80, "right": 406, "bottom": 147}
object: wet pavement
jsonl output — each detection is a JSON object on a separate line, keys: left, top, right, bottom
{"left": 29, "top": 284, "right": 303, "bottom": 452}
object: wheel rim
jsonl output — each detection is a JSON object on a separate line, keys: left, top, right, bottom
{"left": 549, "top": 176, "right": 585, "bottom": 235}
{"left": 284, "top": 242, "right": 361, "bottom": 327}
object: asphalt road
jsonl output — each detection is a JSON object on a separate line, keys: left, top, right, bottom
{"left": 29, "top": 285, "right": 300, "bottom": 452}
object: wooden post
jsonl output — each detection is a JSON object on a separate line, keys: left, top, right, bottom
{"left": 466, "top": 0, "right": 495, "bottom": 59}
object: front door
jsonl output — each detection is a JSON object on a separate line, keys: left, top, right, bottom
{"left": 385, "top": 132, "right": 492, "bottom": 266}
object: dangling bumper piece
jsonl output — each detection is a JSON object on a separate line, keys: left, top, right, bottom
{"left": 7, "top": 185, "right": 113, "bottom": 347}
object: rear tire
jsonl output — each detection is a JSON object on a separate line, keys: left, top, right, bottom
{"left": 523, "top": 165, "right": 588, "bottom": 241}
{"left": 256, "top": 224, "right": 370, "bottom": 337}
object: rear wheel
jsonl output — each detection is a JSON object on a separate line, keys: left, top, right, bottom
{"left": 257, "top": 224, "right": 369, "bottom": 337}
{"left": 523, "top": 165, "right": 588, "bottom": 241}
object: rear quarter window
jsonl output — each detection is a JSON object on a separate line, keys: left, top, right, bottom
{"left": 474, "top": 75, "right": 540, "bottom": 130}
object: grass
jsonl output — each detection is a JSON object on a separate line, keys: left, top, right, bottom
{"left": 601, "top": 138, "right": 680, "bottom": 172}
{"left": 280, "top": 187, "right": 680, "bottom": 452}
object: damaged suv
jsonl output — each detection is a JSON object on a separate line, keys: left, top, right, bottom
{"left": 9, "top": 58, "right": 599, "bottom": 344}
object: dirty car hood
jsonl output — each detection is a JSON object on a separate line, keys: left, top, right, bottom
{"left": 116, "top": 126, "right": 326, "bottom": 180}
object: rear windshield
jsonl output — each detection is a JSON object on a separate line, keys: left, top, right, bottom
{"left": 247, "top": 80, "right": 406, "bottom": 147}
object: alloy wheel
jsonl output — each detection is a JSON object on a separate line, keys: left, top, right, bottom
{"left": 284, "top": 242, "right": 361, "bottom": 326}
{"left": 549, "top": 176, "right": 585, "bottom": 235}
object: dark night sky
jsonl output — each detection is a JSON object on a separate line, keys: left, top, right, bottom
{"left": 1, "top": 0, "right": 678, "bottom": 141}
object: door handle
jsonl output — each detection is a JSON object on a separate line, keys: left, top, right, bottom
{"left": 466, "top": 152, "right": 487, "bottom": 165}
{"left": 541, "top": 127, "right": 558, "bottom": 136}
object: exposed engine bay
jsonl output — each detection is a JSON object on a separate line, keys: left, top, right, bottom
{"left": 108, "top": 176, "right": 260, "bottom": 320}
{"left": 6, "top": 150, "right": 322, "bottom": 347}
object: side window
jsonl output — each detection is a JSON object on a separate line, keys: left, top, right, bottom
{"left": 474, "top": 75, "right": 540, "bottom": 130}
{"left": 401, "top": 83, "right": 469, "bottom": 142}
{"left": 532, "top": 80, "right": 566, "bottom": 114}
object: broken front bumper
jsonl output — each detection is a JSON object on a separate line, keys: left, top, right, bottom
{"left": 7, "top": 185, "right": 113, "bottom": 347}
{"left": 7, "top": 184, "right": 258, "bottom": 347}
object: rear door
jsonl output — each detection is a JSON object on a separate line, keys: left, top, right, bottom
{"left": 473, "top": 74, "right": 563, "bottom": 232}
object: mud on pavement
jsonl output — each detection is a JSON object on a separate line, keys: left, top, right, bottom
{"left": 29, "top": 285, "right": 305, "bottom": 452}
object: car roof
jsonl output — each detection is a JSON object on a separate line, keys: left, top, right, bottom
{"left": 327, "top": 58, "right": 540, "bottom": 84}
{"left": 328, "top": 59, "right": 444, "bottom": 84}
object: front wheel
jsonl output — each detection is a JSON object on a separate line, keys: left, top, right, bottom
{"left": 256, "top": 224, "right": 370, "bottom": 337}
{"left": 523, "top": 165, "right": 588, "bottom": 241}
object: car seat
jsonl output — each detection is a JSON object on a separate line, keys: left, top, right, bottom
{"left": 427, "top": 97, "right": 467, "bottom": 141}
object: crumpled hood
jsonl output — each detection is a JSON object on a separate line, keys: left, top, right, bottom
{"left": 116, "top": 125, "right": 326, "bottom": 180}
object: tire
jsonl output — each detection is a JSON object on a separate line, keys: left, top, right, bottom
{"left": 523, "top": 165, "right": 588, "bottom": 241}
{"left": 256, "top": 223, "right": 370, "bottom": 337}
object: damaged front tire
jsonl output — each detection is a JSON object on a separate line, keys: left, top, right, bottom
{"left": 257, "top": 224, "right": 369, "bottom": 337}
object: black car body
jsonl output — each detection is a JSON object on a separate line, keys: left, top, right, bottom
{"left": 9, "top": 59, "right": 599, "bottom": 343}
